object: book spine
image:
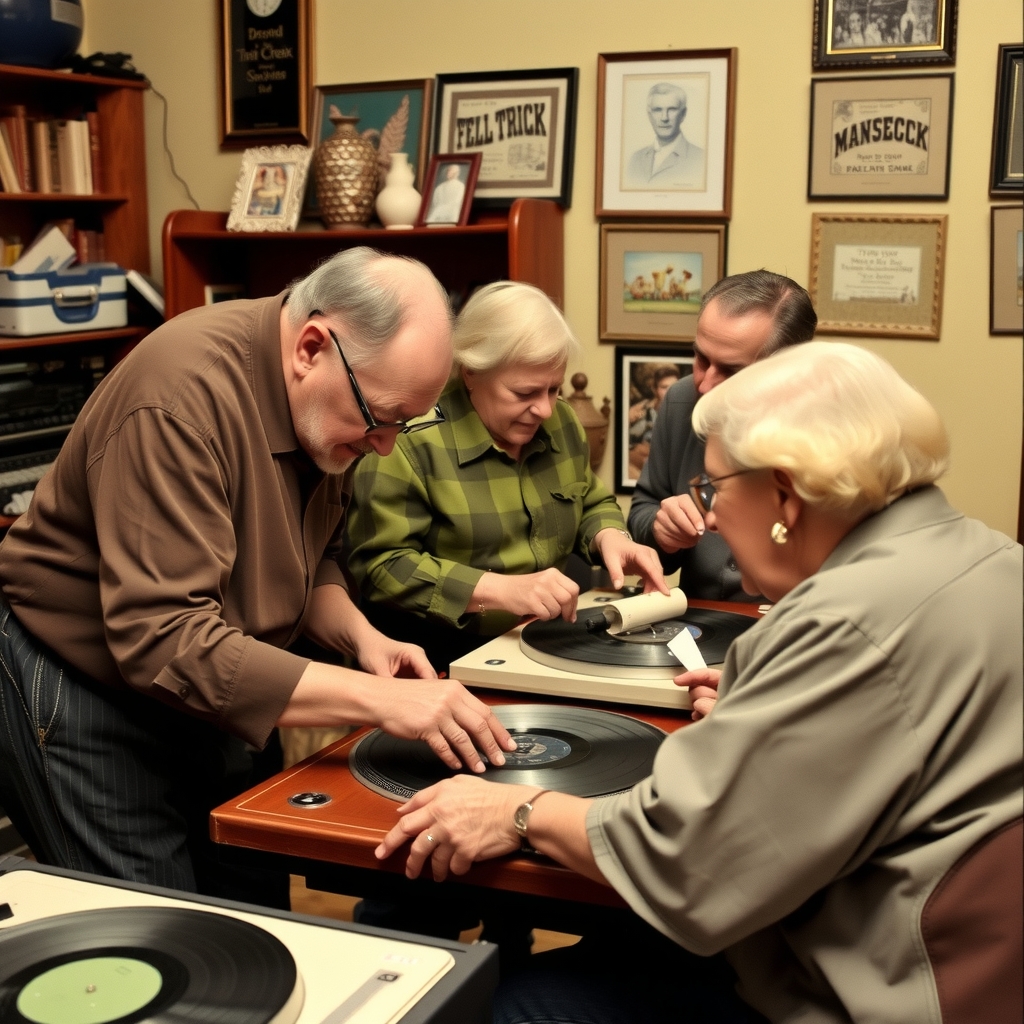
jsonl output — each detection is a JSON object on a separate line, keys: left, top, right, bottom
{"left": 0, "top": 123, "right": 22, "bottom": 193}
{"left": 12, "top": 107, "right": 32, "bottom": 191}
{"left": 86, "top": 110, "right": 103, "bottom": 194}
{"left": 32, "top": 120, "right": 51, "bottom": 194}
{"left": 46, "top": 120, "right": 61, "bottom": 193}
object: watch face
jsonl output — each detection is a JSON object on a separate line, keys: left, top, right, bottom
{"left": 247, "top": 0, "right": 283, "bottom": 16}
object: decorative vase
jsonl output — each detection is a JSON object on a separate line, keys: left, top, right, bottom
{"left": 313, "top": 107, "right": 379, "bottom": 230}
{"left": 375, "top": 153, "right": 422, "bottom": 230}
{"left": 566, "top": 373, "right": 611, "bottom": 473}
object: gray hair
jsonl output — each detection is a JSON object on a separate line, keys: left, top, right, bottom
{"left": 648, "top": 81, "right": 687, "bottom": 110}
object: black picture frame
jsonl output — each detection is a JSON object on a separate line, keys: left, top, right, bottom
{"left": 415, "top": 153, "right": 482, "bottom": 228}
{"left": 989, "top": 44, "right": 1023, "bottom": 198}
{"left": 989, "top": 205, "right": 1023, "bottom": 336}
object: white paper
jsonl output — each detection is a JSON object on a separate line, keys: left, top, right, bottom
{"left": 602, "top": 587, "right": 688, "bottom": 635}
{"left": 667, "top": 627, "right": 706, "bottom": 671}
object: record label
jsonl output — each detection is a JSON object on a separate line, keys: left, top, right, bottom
{"left": 18, "top": 957, "right": 162, "bottom": 1024}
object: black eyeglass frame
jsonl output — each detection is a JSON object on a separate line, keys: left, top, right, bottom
{"left": 688, "top": 469, "right": 756, "bottom": 514}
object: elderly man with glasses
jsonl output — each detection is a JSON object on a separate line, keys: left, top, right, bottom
{"left": 0, "top": 247, "right": 515, "bottom": 908}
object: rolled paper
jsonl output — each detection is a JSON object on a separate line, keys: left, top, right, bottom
{"left": 602, "top": 587, "right": 689, "bottom": 635}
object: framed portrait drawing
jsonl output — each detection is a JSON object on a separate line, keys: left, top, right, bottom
{"left": 614, "top": 346, "right": 694, "bottom": 493}
{"left": 812, "top": 0, "right": 957, "bottom": 71}
{"left": 808, "top": 74, "right": 953, "bottom": 200}
{"left": 810, "top": 213, "right": 947, "bottom": 339}
{"left": 596, "top": 49, "right": 736, "bottom": 219}
{"left": 989, "top": 44, "right": 1023, "bottom": 198}
{"left": 990, "top": 206, "right": 1023, "bottom": 336}
{"left": 226, "top": 145, "right": 312, "bottom": 232}
{"left": 600, "top": 224, "right": 726, "bottom": 343}
{"left": 416, "top": 154, "right": 481, "bottom": 228}
{"left": 432, "top": 68, "right": 579, "bottom": 207}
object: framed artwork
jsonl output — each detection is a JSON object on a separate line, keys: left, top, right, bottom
{"left": 808, "top": 74, "right": 953, "bottom": 200}
{"left": 416, "top": 153, "right": 481, "bottom": 228}
{"left": 810, "top": 213, "right": 947, "bottom": 339}
{"left": 219, "top": 0, "right": 312, "bottom": 148}
{"left": 614, "top": 346, "right": 694, "bottom": 493}
{"left": 432, "top": 68, "right": 579, "bottom": 208}
{"left": 600, "top": 223, "right": 726, "bottom": 343}
{"left": 812, "top": 0, "right": 957, "bottom": 71}
{"left": 990, "top": 205, "right": 1023, "bottom": 336}
{"left": 596, "top": 49, "right": 736, "bottom": 219}
{"left": 989, "top": 44, "right": 1023, "bottom": 198}
{"left": 226, "top": 145, "right": 313, "bottom": 232}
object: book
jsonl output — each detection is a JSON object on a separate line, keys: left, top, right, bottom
{"left": 86, "top": 111, "right": 103, "bottom": 194}
{"left": 73, "top": 119, "right": 92, "bottom": 194}
{"left": 46, "top": 120, "right": 61, "bottom": 193}
{"left": 0, "top": 124, "right": 22, "bottom": 194}
{"left": 32, "top": 119, "right": 51, "bottom": 194}
{"left": 10, "top": 224, "right": 77, "bottom": 274}
{"left": 0, "top": 106, "right": 32, "bottom": 191}
{"left": 126, "top": 268, "right": 165, "bottom": 318}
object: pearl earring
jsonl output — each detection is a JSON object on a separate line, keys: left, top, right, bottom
{"left": 771, "top": 522, "right": 788, "bottom": 545}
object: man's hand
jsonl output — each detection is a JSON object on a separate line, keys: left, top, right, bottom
{"left": 356, "top": 629, "right": 435, "bottom": 680}
{"left": 651, "top": 494, "right": 706, "bottom": 554}
{"left": 592, "top": 529, "right": 670, "bottom": 595}
{"left": 471, "top": 568, "right": 579, "bottom": 623}
{"left": 675, "top": 667, "right": 722, "bottom": 721}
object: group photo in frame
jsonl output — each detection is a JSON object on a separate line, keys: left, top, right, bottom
{"left": 416, "top": 153, "right": 481, "bottom": 228}
{"left": 614, "top": 346, "right": 695, "bottom": 493}
{"left": 808, "top": 74, "right": 954, "bottom": 200}
{"left": 226, "top": 145, "right": 313, "bottom": 232}
{"left": 432, "top": 68, "right": 579, "bottom": 207}
{"left": 989, "top": 44, "right": 1023, "bottom": 198}
{"left": 812, "top": 0, "right": 957, "bottom": 71}
{"left": 990, "top": 205, "right": 1023, "bottom": 336}
{"left": 596, "top": 49, "right": 736, "bottom": 219}
{"left": 810, "top": 213, "right": 947, "bottom": 339}
{"left": 600, "top": 224, "right": 725, "bottom": 343}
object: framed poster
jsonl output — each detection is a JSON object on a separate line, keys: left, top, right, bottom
{"left": 219, "top": 0, "right": 312, "bottom": 148}
{"left": 989, "top": 44, "right": 1023, "bottom": 198}
{"left": 810, "top": 213, "right": 947, "bottom": 339}
{"left": 812, "top": 0, "right": 957, "bottom": 71}
{"left": 226, "top": 145, "right": 313, "bottom": 232}
{"left": 614, "top": 346, "right": 694, "bottom": 493}
{"left": 596, "top": 49, "right": 736, "bottom": 219}
{"left": 990, "top": 205, "right": 1023, "bottom": 335}
{"left": 808, "top": 74, "right": 953, "bottom": 200}
{"left": 432, "top": 68, "right": 579, "bottom": 208}
{"left": 416, "top": 154, "right": 481, "bottom": 227}
{"left": 600, "top": 223, "right": 725, "bottom": 343}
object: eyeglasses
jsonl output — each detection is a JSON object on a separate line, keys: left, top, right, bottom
{"left": 688, "top": 469, "right": 756, "bottom": 514}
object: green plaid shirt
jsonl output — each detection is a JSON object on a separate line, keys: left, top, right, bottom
{"left": 345, "top": 379, "right": 625, "bottom": 633}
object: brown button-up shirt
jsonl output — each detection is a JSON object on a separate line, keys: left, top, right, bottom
{"left": 0, "top": 294, "right": 348, "bottom": 746}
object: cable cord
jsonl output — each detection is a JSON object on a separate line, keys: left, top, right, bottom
{"left": 145, "top": 79, "right": 201, "bottom": 211}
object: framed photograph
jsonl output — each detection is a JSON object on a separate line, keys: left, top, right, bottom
{"left": 596, "top": 49, "right": 736, "bottom": 219}
{"left": 219, "top": 0, "right": 312, "bottom": 148}
{"left": 600, "top": 224, "right": 725, "bottom": 343}
{"left": 226, "top": 145, "right": 313, "bottom": 232}
{"left": 809, "top": 74, "right": 953, "bottom": 200}
{"left": 415, "top": 154, "right": 481, "bottom": 228}
{"left": 990, "top": 205, "right": 1023, "bottom": 335}
{"left": 432, "top": 67, "right": 579, "bottom": 207}
{"left": 989, "top": 44, "right": 1023, "bottom": 198}
{"left": 810, "top": 213, "right": 947, "bottom": 339}
{"left": 812, "top": 0, "right": 957, "bottom": 71}
{"left": 614, "top": 346, "right": 695, "bottom": 493}
{"left": 204, "top": 283, "right": 246, "bottom": 305}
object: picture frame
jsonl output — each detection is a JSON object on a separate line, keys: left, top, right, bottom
{"left": 812, "top": 0, "right": 957, "bottom": 71}
{"left": 600, "top": 223, "right": 726, "bottom": 343}
{"left": 596, "top": 49, "right": 736, "bottom": 219}
{"left": 990, "top": 205, "right": 1023, "bottom": 336}
{"left": 415, "top": 153, "right": 481, "bottom": 228}
{"left": 226, "top": 145, "right": 313, "bottom": 232}
{"left": 204, "top": 283, "right": 246, "bottom": 305}
{"left": 614, "top": 346, "right": 695, "bottom": 494}
{"left": 989, "top": 44, "right": 1023, "bottom": 198}
{"left": 808, "top": 74, "right": 954, "bottom": 200}
{"left": 219, "top": 0, "right": 312, "bottom": 148}
{"left": 809, "top": 213, "right": 947, "bottom": 339}
{"left": 432, "top": 67, "right": 579, "bottom": 208}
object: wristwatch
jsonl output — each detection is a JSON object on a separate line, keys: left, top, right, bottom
{"left": 513, "top": 790, "right": 550, "bottom": 853}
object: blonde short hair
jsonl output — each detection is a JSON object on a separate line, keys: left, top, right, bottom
{"left": 452, "top": 281, "right": 580, "bottom": 375}
{"left": 692, "top": 341, "right": 949, "bottom": 515}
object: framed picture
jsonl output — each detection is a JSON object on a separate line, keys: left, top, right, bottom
{"left": 416, "top": 153, "right": 481, "bottom": 228}
{"left": 808, "top": 74, "right": 953, "bottom": 200}
{"left": 614, "top": 346, "right": 695, "bottom": 493}
{"left": 812, "top": 0, "right": 957, "bottom": 71}
{"left": 600, "top": 224, "right": 726, "bottom": 343}
{"left": 810, "top": 213, "right": 947, "bottom": 339}
{"left": 432, "top": 68, "right": 579, "bottom": 207}
{"left": 596, "top": 49, "right": 736, "bottom": 219}
{"left": 219, "top": 0, "right": 312, "bottom": 148}
{"left": 990, "top": 205, "right": 1023, "bottom": 336}
{"left": 989, "top": 44, "right": 1023, "bottom": 198}
{"left": 204, "top": 283, "right": 246, "bottom": 305}
{"left": 226, "top": 145, "right": 313, "bottom": 232}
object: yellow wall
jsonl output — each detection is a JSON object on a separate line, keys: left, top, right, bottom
{"left": 81, "top": 0, "right": 1022, "bottom": 537}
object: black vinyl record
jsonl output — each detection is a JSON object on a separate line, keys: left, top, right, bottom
{"left": 0, "top": 906, "right": 299, "bottom": 1024}
{"left": 350, "top": 704, "right": 665, "bottom": 801}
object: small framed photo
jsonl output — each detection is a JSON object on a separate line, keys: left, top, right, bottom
{"left": 990, "top": 205, "right": 1023, "bottom": 336}
{"left": 810, "top": 213, "right": 947, "bottom": 339}
{"left": 808, "top": 74, "right": 953, "bottom": 200}
{"left": 596, "top": 49, "right": 736, "bottom": 219}
{"left": 989, "top": 44, "right": 1023, "bottom": 198}
{"left": 432, "top": 68, "right": 579, "bottom": 208}
{"left": 614, "top": 346, "right": 695, "bottom": 493}
{"left": 812, "top": 0, "right": 957, "bottom": 71}
{"left": 600, "top": 223, "right": 725, "bottom": 343}
{"left": 415, "top": 154, "right": 481, "bottom": 228}
{"left": 226, "top": 145, "right": 312, "bottom": 232}
{"left": 204, "top": 283, "right": 246, "bottom": 305}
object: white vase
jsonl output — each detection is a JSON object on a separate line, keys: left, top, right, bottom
{"left": 375, "top": 153, "right": 422, "bottom": 230}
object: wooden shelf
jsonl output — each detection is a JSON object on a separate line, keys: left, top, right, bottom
{"left": 0, "top": 193, "right": 129, "bottom": 204}
{"left": 0, "top": 327, "right": 145, "bottom": 351}
{"left": 0, "top": 63, "right": 148, "bottom": 92}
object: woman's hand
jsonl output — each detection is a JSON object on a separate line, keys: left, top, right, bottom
{"left": 471, "top": 568, "right": 580, "bottom": 622}
{"left": 675, "top": 667, "right": 722, "bottom": 721}
{"left": 592, "top": 529, "right": 671, "bottom": 594}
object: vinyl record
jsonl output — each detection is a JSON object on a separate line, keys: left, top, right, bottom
{"left": 0, "top": 906, "right": 302, "bottom": 1024}
{"left": 350, "top": 704, "right": 665, "bottom": 801}
{"left": 520, "top": 606, "right": 755, "bottom": 678}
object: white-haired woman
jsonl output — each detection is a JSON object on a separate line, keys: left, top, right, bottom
{"left": 376, "top": 342, "right": 1022, "bottom": 1023}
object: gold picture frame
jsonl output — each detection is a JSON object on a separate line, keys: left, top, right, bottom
{"left": 226, "top": 145, "right": 313, "bottom": 232}
{"left": 990, "top": 205, "right": 1023, "bottom": 336}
